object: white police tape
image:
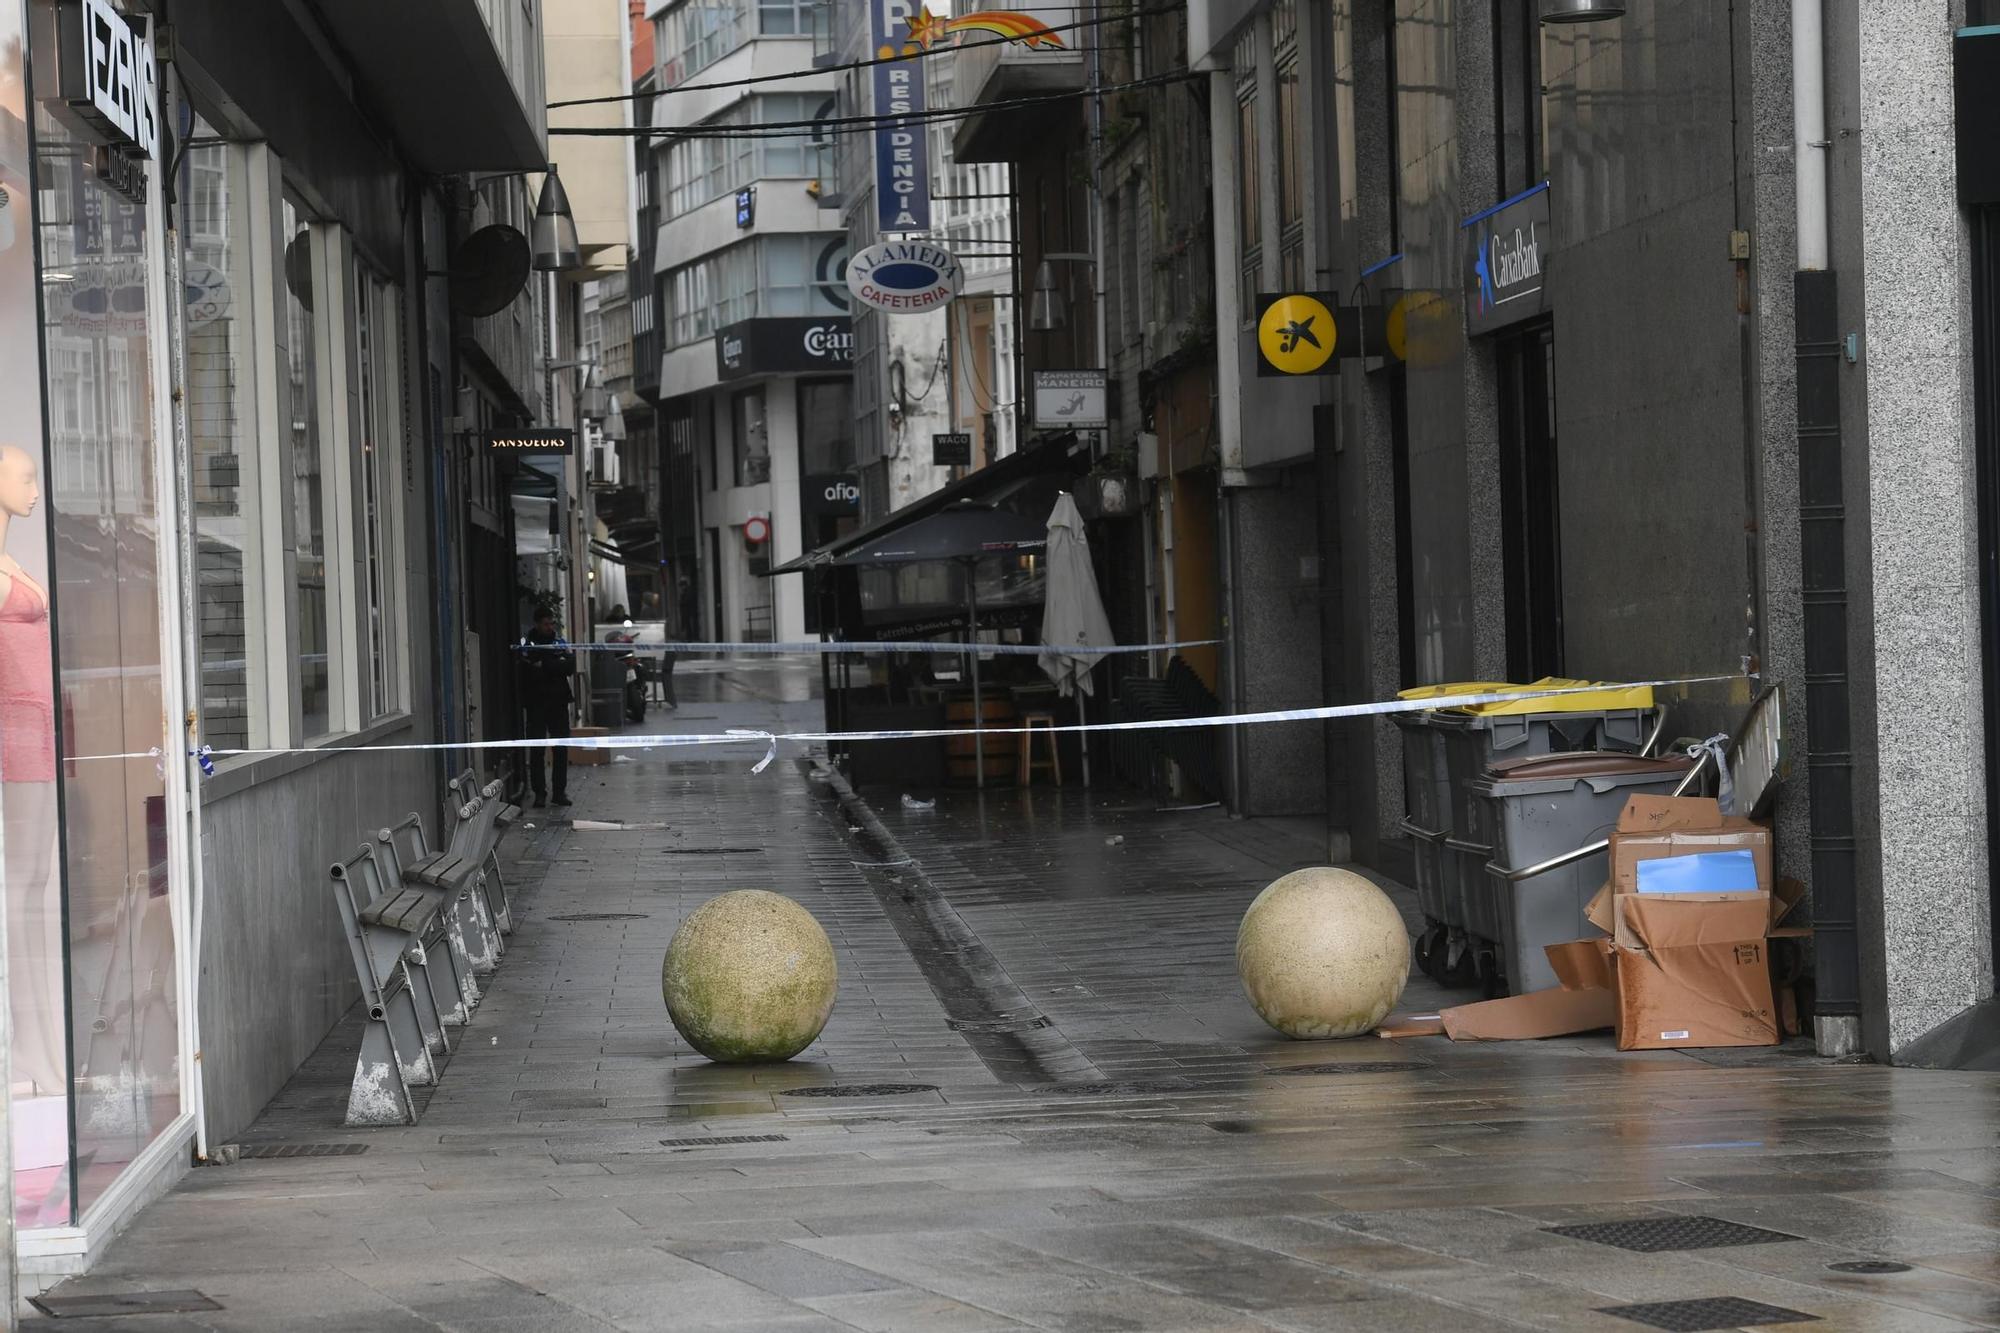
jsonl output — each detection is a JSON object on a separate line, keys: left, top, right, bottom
{"left": 533, "top": 638, "right": 1223, "bottom": 657}
{"left": 97, "top": 672, "right": 1743, "bottom": 777}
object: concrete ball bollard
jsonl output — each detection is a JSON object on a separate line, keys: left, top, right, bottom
{"left": 663, "top": 890, "right": 839, "bottom": 1063}
{"left": 1236, "top": 867, "right": 1411, "bottom": 1039}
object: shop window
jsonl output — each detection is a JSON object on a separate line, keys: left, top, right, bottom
{"left": 179, "top": 122, "right": 267, "bottom": 758}
{"left": 733, "top": 387, "right": 770, "bottom": 486}
{"left": 353, "top": 268, "right": 406, "bottom": 720}
{"left": 282, "top": 195, "right": 334, "bottom": 740}
{"left": 798, "top": 378, "right": 854, "bottom": 473}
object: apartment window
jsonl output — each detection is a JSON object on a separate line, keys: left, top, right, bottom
{"left": 1236, "top": 90, "right": 1261, "bottom": 319}
{"left": 180, "top": 122, "right": 266, "bottom": 756}
{"left": 1275, "top": 2, "right": 1304, "bottom": 290}
{"left": 665, "top": 95, "right": 833, "bottom": 218}
{"left": 353, "top": 268, "right": 404, "bottom": 719}
{"left": 732, "top": 388, "right": 769, "bottom": 485}
{"left": 666, "top": 234, "right": 849, "bottom": 347}
{"left": 758, "top": 0, "right": 815, "bottom": 35}
{"left": 656, "top": 0, "right": 749, "bottom": 87}
{"left": 282, "top": 194, "right": 332, "bottom": 739}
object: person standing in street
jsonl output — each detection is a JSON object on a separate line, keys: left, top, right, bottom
{"left": 517, "top": 607, "right": 574, "bottom": 808}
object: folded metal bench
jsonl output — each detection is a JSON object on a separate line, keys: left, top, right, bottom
{"left": 374, "top": 815, "right": 491, "bottom": 1018}
{"left": 447, "top": 770, "right": 517, "bottom": 938}
{"left": 329, "top": 843, "right": 453, "bottom": 1126}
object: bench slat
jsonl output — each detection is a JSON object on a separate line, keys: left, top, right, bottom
{"left": 361, "top": 887, "right": 444, "bottom": 933}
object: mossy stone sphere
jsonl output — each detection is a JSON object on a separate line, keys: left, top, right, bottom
{"left": 663, "top": 890, "right": 838, "bottom": 1062}
{"left": 1237, "top": 867, "right": 1410, "bottom": 1039}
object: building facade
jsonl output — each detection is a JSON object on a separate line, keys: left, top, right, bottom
{"left": 647, "top": 0, "right": 853, "bottom": 645}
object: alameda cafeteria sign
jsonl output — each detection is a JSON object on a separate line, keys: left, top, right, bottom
{"left": 846, "top": 240, "right": 963, "bottom": 315}
{"left": 1463, "top": 182, "right": 1551, "bottom": 336}
{"left": 715, "top": 317, "right": 855, "bottom": 380}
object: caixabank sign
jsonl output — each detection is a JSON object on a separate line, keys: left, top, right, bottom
{"left": 1463, "top": 182, "right": 1551, "bottom": 336}
{"left": 715, "top": 318, "right": 855, "bottom": 381}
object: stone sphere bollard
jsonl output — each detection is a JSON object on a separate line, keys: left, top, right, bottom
{"left": 663, "top": 890, "right": 838, "bottom": 1063}
{"left": 1236, "top": 867, "right": 1410, "bottom": 1039}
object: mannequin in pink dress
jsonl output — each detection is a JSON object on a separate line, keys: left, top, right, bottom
{"left": 0, "top": 443, "right": 63, "bottom": 1111}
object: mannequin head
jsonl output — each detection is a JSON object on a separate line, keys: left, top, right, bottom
{"left": 0, "top": 445, "right": 39, "bottom": 520}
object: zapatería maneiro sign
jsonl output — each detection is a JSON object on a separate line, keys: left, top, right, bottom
{"left": 846, "top": 240, "right": 963, "bottom": 315}
{"left": 870, "top": 0, "right": 931, "bottom": 233}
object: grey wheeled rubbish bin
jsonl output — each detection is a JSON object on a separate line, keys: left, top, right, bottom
{"left": 1469, "top": 751, "right": 1696, "bottom": 995}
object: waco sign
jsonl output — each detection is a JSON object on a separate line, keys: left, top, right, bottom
{"left": 846, "top": 240, "right": 963, "bottom": 315}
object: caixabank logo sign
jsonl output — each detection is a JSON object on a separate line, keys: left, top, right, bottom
{"left": 846, "top": 240, "right": 964, "bottom": 315}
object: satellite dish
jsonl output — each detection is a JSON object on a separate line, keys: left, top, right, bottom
{"left": 284, "top": 233, "right": 313, "bottom": 310}
{"left": 449, "top": 225, "right": 532, "bottom": 318}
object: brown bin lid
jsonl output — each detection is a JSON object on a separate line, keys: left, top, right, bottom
{"left": 1485, "top": 751, "right": 1694, "bottom": 781}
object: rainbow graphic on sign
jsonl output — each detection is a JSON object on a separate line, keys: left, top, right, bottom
{"left": 883, "top": 9, "right": 1067, "bottom": 57}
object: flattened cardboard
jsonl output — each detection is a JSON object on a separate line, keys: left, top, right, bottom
{"left": 1440, "top": 987, "right": 1615, "bottom": 1041}
{"left": 1376, "top": 1012, "right": 1446, "bottom": 1038}
{"left": 1611, "top": 796, "right": 1772, "bottom": 896}
{"left": 1614, "top": 892, "right": 1773, "bottom": 951}
{"left": 1613, "top": 940, "right": 1778, "bottom": 1051}
{"left": 1585, "top": 882, "right": 1614, "bottom": 935}
{"left": 1545, "top": 938, "right": 1614, "bottom": 991}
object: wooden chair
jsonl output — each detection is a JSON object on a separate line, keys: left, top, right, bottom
{"left": 1018, "top": 713, "right": 1061, "bottom": 787}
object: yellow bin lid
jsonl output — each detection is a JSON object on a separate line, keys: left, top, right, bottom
{"left": 1457, "top": 676, "right": 1654, "bottom": 716}
{"left": 1395, "top": 682, "right": 1518, "bottom": 713}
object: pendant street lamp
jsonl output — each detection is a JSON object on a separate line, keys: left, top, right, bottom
{"left": 532, "top": 165, "right": 581, "bottom": 271}
{"left": 1027, "top": 252, "right": 1099, "bottom": 333}
{"left": 1540, "top": 0, "right": 1626, "bottom": 22}
{"left": 602, "top": 393, "right": 627, "bottom": 442}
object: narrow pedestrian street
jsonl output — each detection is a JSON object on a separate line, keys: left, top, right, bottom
{"left": 21, "top": 664, "right": 2000, "bottom": 1332}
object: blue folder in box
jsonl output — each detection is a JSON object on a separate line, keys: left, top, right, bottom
{"left": 1633, "top": 849, "right": 1761, "bottom": 895}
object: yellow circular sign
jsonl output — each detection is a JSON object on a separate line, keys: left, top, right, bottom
{"left": 1257, "top": 294, "right": 1337, "bottom": 374}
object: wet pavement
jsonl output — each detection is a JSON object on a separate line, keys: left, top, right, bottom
{"left": 26, "top": 660, "right": 2000, "bottom": 1331}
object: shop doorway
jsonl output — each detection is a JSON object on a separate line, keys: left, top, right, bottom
{"left": 1972, "top": 205, "right": 2000, "bottom": 980}
{"left": 1495, "top": 320, "right": 1564, "bottom": 682}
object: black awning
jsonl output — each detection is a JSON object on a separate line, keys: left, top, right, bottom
{"left": 829, "top": 503, "right": 1047, "bottom": 567}
{"left": 766, "top": 432, "right": 1088, "bottom": 576}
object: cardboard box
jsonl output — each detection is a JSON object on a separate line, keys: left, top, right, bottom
{"left": 1609, "top": 878, "right": 1779, "bottom": 1051}
{"left": 569, "top": 726, "right": 611, "bottom": 766}
{"left": 1545, "top": 937, "right": 1614, "bottom": 992}
{"left": 1611, "top": 796, "right": 1772, "bottom": 897}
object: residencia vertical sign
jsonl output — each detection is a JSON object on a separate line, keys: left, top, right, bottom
{"left": 1463, "top": 182, "right": 1551, "bottom": 336}
{"left": 871, "top": 0, "right": 931, "bottom": 233}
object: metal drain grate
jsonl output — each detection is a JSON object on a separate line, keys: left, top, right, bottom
{"left": 236, "top": 1143, "right": 369, "bottom": 1160}
{"left": 546, "top": 912, "right": 649, "bottom": 921}
{"left": 1827, "top": 1260, "right": 1912, "bottom": 1275}
{"left": 777, "top": 1083, "right": 938, "bottom": 1098}
{"left": 658, "top": 847, "right": 764, "bottom": 855}
{"left": 1597, "top": 1297, "right": 1820, "bottom": 1330}
{"left": 31, "top": 1290, "right": 225, "bottom": 1318}
{"left": 1267, "top": 1061, "right": 1431, "bottom": 1076}
{"left": 948, "top": 1016, "right": 1052, "bottom": 1033}
{"left": 1545, "top": 1216, "right": 1802, "bottom": 1253}
{"left": 1045, "top": 1080, "right": 1194, "bottom": 1096}
{"left": 658, "top": 1134, "right": 791, "bottom": 1148}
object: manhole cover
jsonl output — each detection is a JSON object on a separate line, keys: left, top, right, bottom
{"left": 776, "top": 1084, "right": 938, "bottom": 1098}
{"left": 1266, "top": 1061, "right": 1430, "bottom": 1076}
{"left": 948, "top": 1016, "right": 1052, "bottom": 1034}
{"left": 1545, "top": 1217, "right": 1801, "bottom": 1253}
{"left": 236, "top": 1143, "right": 369, "bottom": 1160}
{"left": 31, "top": 1291, "right": 224, "bottom": 1318}
{"left": 659, "top": 1133, "right": 791, "bottom": 1148}
{"left": 1596, "top": 1297, "right": 1820, "bottom": 1330}
{"left": 1045, "top": 1080, "right": 1193, "bottom": 1096}
{"left": 1827, "top": 1260, "right": 1912, "bottom": 1274}
{"left": 546, "top": 912, "right": 648, "bottom": 922}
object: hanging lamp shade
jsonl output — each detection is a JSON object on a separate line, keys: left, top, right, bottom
{"left": 602, "top": 394, "right": 627, "bottom": 441}
{"left": 1539, "top": 0, "right": 1625, "bottom": 22}
{"left": 531, "top": 166, "right": 580, "bottom": 271}
{"left": 1027, "top": 259, "right": 1066, "bottom": 332}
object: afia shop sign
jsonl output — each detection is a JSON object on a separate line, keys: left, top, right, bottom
{"left": 716, "top": 317, "right": 854, "bottom": 380}
{"left": 846, "top": 241, "right": 963, "bottom": 315}
{"left": 804, "top": 472, "right": 862, "bottom": 518}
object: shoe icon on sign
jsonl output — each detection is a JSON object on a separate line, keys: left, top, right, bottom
{"left": 1055, "top": 393, "right": 1085, "bottom": 417}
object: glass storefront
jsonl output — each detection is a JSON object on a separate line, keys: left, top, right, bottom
{"left": 4, "top": 0, "right": 185, "bottom": 1232}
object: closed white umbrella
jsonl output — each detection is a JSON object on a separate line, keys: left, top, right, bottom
{"left": 1039, "top": 493, "right": 1115, "bottom": 786}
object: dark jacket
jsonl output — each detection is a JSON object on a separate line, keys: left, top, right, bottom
{"left": 517, "top": 627, "right": 575, "bottom": 705}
